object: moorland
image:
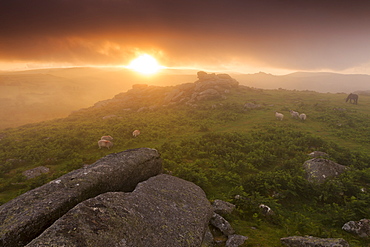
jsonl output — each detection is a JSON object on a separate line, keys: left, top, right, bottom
{"left": 0, "top": 72, "right": 370, "bottom": 246}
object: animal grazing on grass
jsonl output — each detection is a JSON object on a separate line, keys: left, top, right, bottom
{"left": 289, "top": 110, "right": 299, "bottom": 119}
{"left": 98, "top": 140, "right": 113, "bottom": 149}
{"left": 100, "top": 135, "right": 113, "bottom": 141}
{"left": 275, "top": 112, "right": 284, "bottom": 121}
{"left": 259, "top": 204, "right": 274, "bottom": 216}
{"left": 132, "top": 129, "right": 140, "bottom": 137}
{"left": 346, "top": 93, "right": 358, "bottom": 105}
{"left": 299, "top": 113, "right": 307, "bottom": 121}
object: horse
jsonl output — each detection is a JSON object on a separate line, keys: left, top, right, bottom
{"left": 346, "top": 93, "right": 358, "bottom": 105}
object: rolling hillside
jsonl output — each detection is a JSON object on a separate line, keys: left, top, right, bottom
{"left": 1, "top": 67, "right": 370, "bottom": 130}
{"left": 1, "top": 72, "right": 370, "bottom": 246}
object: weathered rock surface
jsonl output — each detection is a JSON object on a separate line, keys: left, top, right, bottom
{"left": 22, "top": 166, "right": 50, "bottom": 179}
{"left": 280, "top": 235, "right": 349, "bottom": 247}
{"left": 210, "top": 213, "right": 235, "bottom": 236}
{"left": 212, "top": 199, "right": 236, "bottom": 216}
{"left": 26, "top": 174, "right": 213, "bottom": 247}
{"left": 303, "top": 158, "right": 348, "bottom": 183}
{"left": 0, "top": 148, "right": 162, "bottom": 247}
{"left": 342, "top": 218, "right": 370, "bottom": 238}
{"left": 226, "top": 234, "right": 248, "bottom": 247}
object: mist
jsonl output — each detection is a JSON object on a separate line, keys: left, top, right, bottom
{"left": 1, "top": 67, "right": 370, "bottom": 130}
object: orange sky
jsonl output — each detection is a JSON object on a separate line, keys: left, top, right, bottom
{"left": 1, "top": 0, "right": 370, "bottom": 74}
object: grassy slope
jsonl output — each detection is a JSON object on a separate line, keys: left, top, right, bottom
{"left": 0, "top": 86, "right": 370, "bottom": 246}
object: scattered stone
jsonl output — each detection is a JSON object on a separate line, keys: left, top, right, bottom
{"left": 303, "top": 158, "right": 348, "bottom": 183}
{"left": 22, "top": 166, "right": 50, "bottom": 179}
{"left": 226, "top": 234, "right": 248, "bottom": 247}
{"left": 342, "top": 219, "right": 370, "bottom": 238}
{"left": 281, "top": 235, "right": 349, "bottom": 247}
{"left": 244, "top": 102, "right": 261, "bottom": 110}
{"left": 212, "top": 199, "right": 236, "bottom": 216}
{"left": 210, "top": 213, "right": 235, "bottom": 236}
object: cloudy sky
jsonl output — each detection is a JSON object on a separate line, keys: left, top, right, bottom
{"left": 1, "top": 0, "right": 370, "bottom": 74}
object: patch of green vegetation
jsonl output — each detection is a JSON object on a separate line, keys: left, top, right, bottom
{"left": 1, "top": 87, "right": 370, "bottom": 246}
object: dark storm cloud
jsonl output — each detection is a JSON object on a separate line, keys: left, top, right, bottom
{"left": 1, "top": 0, "right": 370, "bottom": 71}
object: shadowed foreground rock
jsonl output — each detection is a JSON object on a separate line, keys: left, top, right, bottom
{"left": 281, "top": 235, "right": 349, "bottom": 247}
{"left": 0, "top": 148, "right": 162, "bottom": 247}
{"left": 26, "top": 174, "right": 213, "bottom": 247}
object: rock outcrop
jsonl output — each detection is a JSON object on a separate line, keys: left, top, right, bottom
{"left": 303, "top": 158, "right": 348, "bottom": 183}
{"left": 26, "top": 174, "right": 213, "bottom": 247}
{"left": 84, "top": 71, "right": 240, "bottom": 113}
{"left": 342, "top": 218, "right": 370, "bottom": 238}
{"left": 0, "top": 148, "right": 162, "bottom": 247}
{"left": 281, "top": 235, "right": 349, "bottom": 247}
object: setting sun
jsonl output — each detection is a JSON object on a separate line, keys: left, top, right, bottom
{"left": 127, "top": 54, "right": 163, "bottom": 75}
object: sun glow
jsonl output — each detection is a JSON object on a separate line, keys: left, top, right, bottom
{"left": 127, "top": 54, "right": 163, "bottom": 75}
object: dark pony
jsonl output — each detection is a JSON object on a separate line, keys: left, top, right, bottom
{"left": 346, "top": 93, "right": 358, "bottom": 105}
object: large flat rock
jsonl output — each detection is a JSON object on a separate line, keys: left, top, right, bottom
{"left": 0, "top": 148, "right": 162, "bottom": 247}
{"left": 26, "top": 174, "right": 213, "bottom": 247}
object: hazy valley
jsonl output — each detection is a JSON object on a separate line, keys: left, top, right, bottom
{"left": 1, "top": 67, "right": 370, "bottom": 130}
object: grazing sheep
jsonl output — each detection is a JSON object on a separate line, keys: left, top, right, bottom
{"left": 299, "top": 113, "right": 307, "bottom": 121}
{"left": 132, "top": 129, "right": 140, "bottom": 137}
{"left": 259, "top": 204, "right": 274, "bottom": 216}
{"left": 289, "top": 110, "right": 299, "bottom": 119}
{"left": 98, "top": 140, "right": 113, "bottom": 149}
{"left": 100, "top": 135, "right": 113, "bottom": 141}
{"left": 275, "top": 112, "right": 284, "bottom": 121}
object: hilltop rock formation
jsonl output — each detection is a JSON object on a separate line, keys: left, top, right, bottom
{"left": 303, "top": 158, "right": 348, "bottom": 183}
{"left": 26, "top": 174, "right": 213, "bottom": 247}
{"left": 0, "top": 148, "right": 162, "bottom": 247}
{"left": 85, "top": 71, "right": 239, "bottom": 113}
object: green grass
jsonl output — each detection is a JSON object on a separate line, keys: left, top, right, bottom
{"left": 1, "top": 86, "right": 370, "bottom": 246}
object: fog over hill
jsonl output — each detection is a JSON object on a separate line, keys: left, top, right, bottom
{"left": 233, "top": 72, "right": 370, "bottom": 93}
{"left": 0, "top": 67, "right": 369, "bottom": 129}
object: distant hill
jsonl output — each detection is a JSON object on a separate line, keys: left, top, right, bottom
{"left": 233, "top": 71, "right": 370, "bottom": 93}
{"left": 0, "top": 67, "right": 198, "bottom": 129}
{"left": 1, "top": 67, "right": 370, "bottom": 129}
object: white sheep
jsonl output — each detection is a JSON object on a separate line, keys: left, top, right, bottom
{"left": 299, "top": 113, "right": 307, "bottom": 121}
{"left": 259, "top": 204, "right": 274, "bottom": 216}
{"left": 275, "top": 112, "right": 284, "bottom": 121}
{"left": 132, "top": 129, "right": 140, "bottom": 137}
{"left": 101, "top": 135, "right": 113, "bottom": 141}
{"left": 289, "top": 110, "right": 299, "bottom": 119}
{"left": 98, "top": 140, "right": 113, "bottom": 149}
